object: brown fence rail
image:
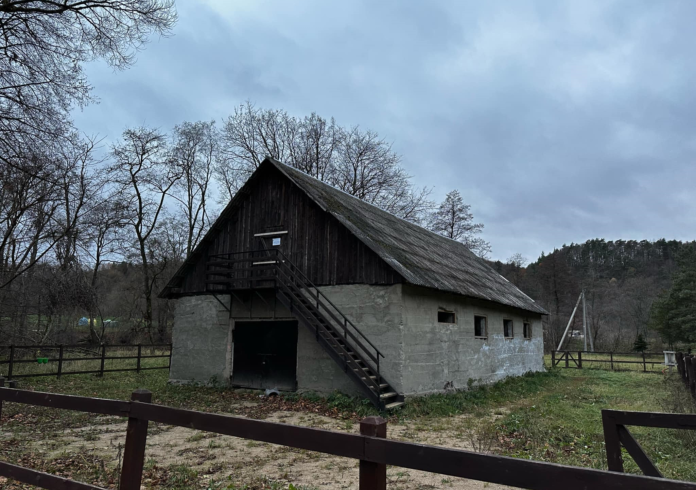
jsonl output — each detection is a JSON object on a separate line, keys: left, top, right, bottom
{"left": 0, "top": 344, "right": 172, "bottom": 379}
{"left": 552, "top": 350, "right": 666, "bottom": 372}
{"left": 1, "top": 382, "right": 696, "bottom": 490}
{"left": 603, "top": 409, "right": 696, "bottom": 478}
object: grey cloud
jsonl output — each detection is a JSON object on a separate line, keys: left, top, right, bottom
{"left": 72, "top": 0, "right": 696, "bottom": 261}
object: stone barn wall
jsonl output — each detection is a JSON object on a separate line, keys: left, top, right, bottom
{"left": 168, "top": 284, "right": 544, "bottom": 395}
{"left": 169, "top": 295, "right": 232, "bottom": 386}
{"left": 400, "top": 285, "right": 544, "bottom": 395}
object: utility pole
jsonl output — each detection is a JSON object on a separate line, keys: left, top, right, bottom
{"left": 557, "top": 292, "right": 583, "bottom": 352}
{"left": 585, "top": 289, "right": 595, "bottom": 352}
{"left": 582, "top": 289, "right": 588, "bottom": 352}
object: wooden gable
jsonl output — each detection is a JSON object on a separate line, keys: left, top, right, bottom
{"left": 168, "top": 164, "right": 402, "bottom": 296}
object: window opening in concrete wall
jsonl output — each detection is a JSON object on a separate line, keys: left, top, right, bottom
{"left": 524, "top": 322, "right": 532, "bottom": 339}
{"left": 474, "top": 315, "right": 487, "bottom": 338}
{"left": 438, "top": 310, "right": 456, "bottom": 323}
{"left": 504, "top": 319, "right": 514, "bottom": 339}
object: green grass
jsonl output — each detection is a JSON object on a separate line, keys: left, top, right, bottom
{"left": 400, "top": 370, "right": 561, "bottom": 418}
{"left": 492, "top": 369, "right": 696, "bottom": 481}
{"left": 2, "top": 366, "right": 696, "bottom": 486}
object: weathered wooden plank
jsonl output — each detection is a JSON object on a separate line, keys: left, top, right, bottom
{"left": 0, "top": 461, "right": 107, "bottom": 490}
{"left": 0, "top": 388, "right": 129, "bottom": 416}
{"left": 617, "top": 425, "right": 662, "bottom": 478}
{"left": 173, "top": 165, "right": 400, "bottom": 295}
{"left": 603, "top": 410, "right": 696, "bottom": 430}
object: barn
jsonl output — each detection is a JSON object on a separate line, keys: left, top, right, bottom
{"left": 159, "top": 158, "right": 548, "bottom": 410}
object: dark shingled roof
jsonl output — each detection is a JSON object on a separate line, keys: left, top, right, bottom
{"left": 161, "top": 157, "right": 547, "bottom": 315}
{"left": 270, "top": 159, "right": 547, "bottom": 315}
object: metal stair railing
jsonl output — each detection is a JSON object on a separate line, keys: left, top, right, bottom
{"left": 206, "top": 249, "right": 385, "bottom": 395}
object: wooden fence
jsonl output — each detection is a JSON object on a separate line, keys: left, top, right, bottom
{"left": 552, "top": 350, "right": 666, "bottom": 372}
{"left": 676, "top": 352, "right": 696, "bottom": 400}
{"left": 0, "top": 344, "right": 172, "bottom": 379}
{"left": 602, "top": 409, "right": 696, "bottom": 478}
{"left": 1, "top": 382, "right": 696, "bottom": 490}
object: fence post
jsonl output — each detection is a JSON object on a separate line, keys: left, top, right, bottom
{"left": 642, "top": 352, "right": 646, "bottom": 373}
{"left": 577, "top": 351, "right": 582, "bottom": 369}
{"left": 136, "top": 345, "right": 142, "bottom": 374}
{"left": 168, "top": 343, "right": 172, "bottom": 371}
{"left": 688, "top": 357, "right": 696, "bottom": 400}
{"left": 0, "top": 377, "right": 4, "bottom": 423}
{"left": 565, "top": 351, "right": 569, "bottom": 368}
{"left": 99, "top": 344, "right": 106, "bottom": 377}
{"left": 686, "top": 355, "right": 693, "bottom": 391}
{"left": 57, "top": 345, "right": 64, "bottom": 378}
{"left": 610, "top": 352, "right": 614, "bottom": 371}
{"left": 677, "top": 352, "right": 685, "bottom": 382}
{"left": 119, "top": 389, "right": 152, "bottom": 490}
{"left": 8, "top": 345, "right": 14, "bottom": 380}
{"left": 551, "top": 350, "right": 555, "bottom": 367}
{"left": 601, "top": 410, "right": 623, "bottom": 473}
{"left": 360, "top": 416, "right": 387, "bottom": 490}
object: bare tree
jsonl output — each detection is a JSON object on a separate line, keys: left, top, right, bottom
{"left": 331, "top": 126, "right": 432, "bottom": 223}
{"left": 294, "top": 113, "right": 341, "bottom": 181}
{"left": 109, "top": 127, "right": 181, "bottom": 341}
{"left": 0, "top": 134, "right": 97, "bottom": 290}
{"left": 218, "top": 102, "right": 432, "bottom": 223}
{"left": 428, "top": 190, "right": 491, "bottom": 258}
{"left": 0, "top": 0, "right": 176, "bottom": 285}
{"left": 170, "top": 121, "right": 217, "bottom": 255}
{"left": 507, "top": 253, "right": 527, "bottom": 268}
{"left": 79, "top": 195, "right": 129, "bottom": 343}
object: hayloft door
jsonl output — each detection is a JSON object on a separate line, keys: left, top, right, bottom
{"left": 253, "top": 229, "right": 287, "bottom": 255}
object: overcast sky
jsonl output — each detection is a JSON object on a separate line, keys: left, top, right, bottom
{"left": 72, "top": 0, "right": 696, "bottom": 262}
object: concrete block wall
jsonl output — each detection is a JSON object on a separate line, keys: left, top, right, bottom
{"left": 316, "top": 284, "right": 404, "bottom": 393}
{"left": 400, "top": 285, "right": 544, "bottom": 395}
{"left": 170, "top": 295, "right": 232, "bottom": 386}
{"left": 169, "top": 284, "right": 543, "bottom": 397}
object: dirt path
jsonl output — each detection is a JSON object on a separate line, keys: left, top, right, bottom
{"left": 25, "top": 405, "right": 517, "bottom": 489}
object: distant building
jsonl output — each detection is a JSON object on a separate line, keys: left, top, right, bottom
{"left": 160, "top": 158, "right": 547, "bottom": 409}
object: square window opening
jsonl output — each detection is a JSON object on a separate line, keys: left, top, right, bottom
{"left": 504, "top": 319, "right": 514, "bottom": 339}
{"left": 438, "top": 310, "right": 456, "bottom": 324}
{"left": 474, "top": 315, "right": 487, "bottom": 338}
{"left": 524, "top": 322, "right": 532, "bottom": 339}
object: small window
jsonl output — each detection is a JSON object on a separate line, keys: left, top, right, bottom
{"left": 504, "top": 319, "right": 514, "bottom": 339}
{"left": 523, "top": 322, "right": 532, "bottom": 339}
{"left": 438, "top": 310, "right": 456, "bottom": 323}
{"left": 272, "top": 237, "right": 281, "bottom": 246}
{"left": 474, "top": 315, "right": 487, "bottom": 338}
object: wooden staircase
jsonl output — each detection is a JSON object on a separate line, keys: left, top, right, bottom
{"left": 205, "top": 249, "right": 404, "bottom": 411}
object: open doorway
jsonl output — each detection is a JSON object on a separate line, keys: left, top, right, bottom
{"left": 231, "top": 320, "right": 298, "bottom": 391}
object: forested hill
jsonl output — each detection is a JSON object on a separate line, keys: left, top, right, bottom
{"left": 489, "top": 239, "right": 695, "bottom": 352}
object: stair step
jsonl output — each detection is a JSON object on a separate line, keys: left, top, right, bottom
{"left": 379, "top": 384, "right": 388, "bottom": 389}
{"left": 380, "top": 392, "right": 398, "bottom": 400}
{"left": 361, "top": 376, "right": 377, "bottom": 380}
{"left": 385, "top": 401, "right": 405, "bottom": 410}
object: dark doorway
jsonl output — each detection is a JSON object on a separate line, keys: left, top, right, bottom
{"left": 232, "top": 321, "right": 298, "bottom": 391}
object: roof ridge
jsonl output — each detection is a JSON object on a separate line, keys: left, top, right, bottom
{"left": 269, "top": 158, "right": 545, "bottom": 313}
{"left": 269, "top": 158, "right": 481, "bottom": 252}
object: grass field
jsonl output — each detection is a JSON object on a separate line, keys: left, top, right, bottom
{"left": 0, "top": 346, "right": 170, "bottom": 379}
{"left": 0, "top": 364, "right": 695, "bottom": 489}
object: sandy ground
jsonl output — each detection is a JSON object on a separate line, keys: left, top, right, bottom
{"left": 10, "top": 403, "right": 516, "bottom": 490}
